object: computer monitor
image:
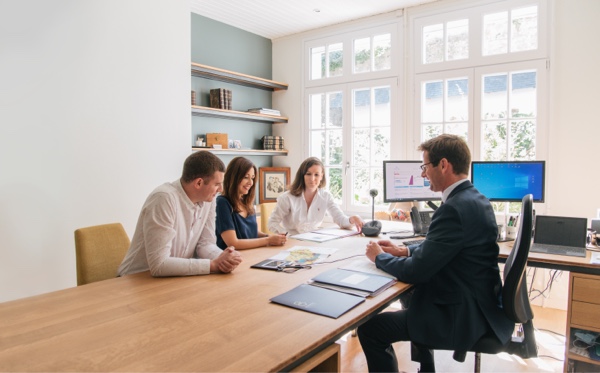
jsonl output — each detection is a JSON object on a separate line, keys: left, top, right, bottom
{"left": 383, "top": 160, "right": 442, "bottom": 203}
{"left": 470, "top": 161, "right": 545, "bottom": 202}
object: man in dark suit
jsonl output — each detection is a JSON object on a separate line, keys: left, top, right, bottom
{"left": 358, "top": 134, "right": 514, "bottom": 372}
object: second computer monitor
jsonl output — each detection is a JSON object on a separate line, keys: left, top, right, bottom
{"left": 383, "top": 160, "right": 442, "bottom": 203}
{"left": 471, "top": 160, "right": 545, "bottom": 202}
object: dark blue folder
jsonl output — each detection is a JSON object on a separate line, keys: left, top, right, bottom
{"left": 270, "top": 284, "right": 365, "bottom": 318}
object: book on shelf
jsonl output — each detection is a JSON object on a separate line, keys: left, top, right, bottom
{"left": 225, "top": 89, "right": 232, "bottom": 110}
{"left": 210, "top": 88, "right": 232, "bottom": 109}
{"left": 247, "top": 108, "right": 281, "bottom": 116}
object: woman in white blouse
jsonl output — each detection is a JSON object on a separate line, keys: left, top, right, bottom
{"left": 268, "top": 157, "right": 364, "bottom": 234}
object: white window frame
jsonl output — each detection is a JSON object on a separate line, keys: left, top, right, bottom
{"left": 413, "top": 61, "right": 548, "bottom": 161}
{"left": 304, "top": 23, "right": 400, "bottom": 88}
{"left": 303, "top": 22, "right": 402, "bottom": 215}
{"left": 413, "top": 0, "right": 548, "bottom": 74}
{"left": 408, "top": 0, "right": 549, "bottom": 156}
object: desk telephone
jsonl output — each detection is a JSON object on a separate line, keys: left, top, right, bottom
{"left": 410, "top": 206, "right": 434, "bottom": 235}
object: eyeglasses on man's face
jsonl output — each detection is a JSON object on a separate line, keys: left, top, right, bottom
{"left": 420, "top": 161, "right": 435, "bottom": 172}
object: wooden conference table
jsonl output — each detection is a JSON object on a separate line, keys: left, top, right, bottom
{"left": 0, "top": 232, "right": 410, "bottom": 372}
{"left": 3, "top": 221, "right": 599, "bottom": 372}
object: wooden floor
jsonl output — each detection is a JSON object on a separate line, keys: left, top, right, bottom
{"left": 338, "top": 304, "right": 566, "bottom": 372}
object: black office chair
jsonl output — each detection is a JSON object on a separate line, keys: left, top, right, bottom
{"left": 452, "top": 193, "right": 538, "bottom": 372}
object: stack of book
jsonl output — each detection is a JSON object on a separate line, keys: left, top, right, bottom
{"left": 210, "top": 88, "right": 232, "bottom": 109}
{"left": 247, "top": 107, "right": 280, "bottom": 116}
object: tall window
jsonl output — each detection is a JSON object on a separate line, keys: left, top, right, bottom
{"left": 305, "top": 24, "right": 398, "bottom": 213}
{"left": 412, "top": 0, "right": 548, "bottom": 182}
{"left": 412, "top": 0, "right": 548, "bottom": 212}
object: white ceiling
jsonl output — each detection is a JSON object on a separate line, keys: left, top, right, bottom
{"left": 190, "top": 0, "right": 440, "bottom": 40}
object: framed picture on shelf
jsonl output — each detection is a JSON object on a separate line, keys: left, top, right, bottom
{"left": 259, "top": 167, "right": 291, "bottom": 204}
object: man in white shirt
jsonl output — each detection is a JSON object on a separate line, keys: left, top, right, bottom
{"left": 118, "top": 151, "right": 242, "bottom": 277}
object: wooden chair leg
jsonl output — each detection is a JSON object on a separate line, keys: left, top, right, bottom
{"left": 474, "top": 352, "right": 481, "bottom": 373}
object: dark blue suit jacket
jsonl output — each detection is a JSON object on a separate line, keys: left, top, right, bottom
{"left": 376, "top": 180, "right": 514, "bottom": 350}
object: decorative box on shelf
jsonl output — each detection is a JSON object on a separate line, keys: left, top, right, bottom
{"left": 207, "top": 133, "right": 228, "bottom": 148}
{"left": 262, "top": 136, "right": 285, "bottom": 150}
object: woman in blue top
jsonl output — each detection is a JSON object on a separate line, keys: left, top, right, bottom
{"left": 216, "top": 157, "right": 287, "bottom": 250}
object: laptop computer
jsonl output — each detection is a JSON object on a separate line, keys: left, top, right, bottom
{"left": 530, "top": 215, "right": 588, "bottom": 257}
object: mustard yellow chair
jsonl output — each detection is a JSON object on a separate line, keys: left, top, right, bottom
{"left": 259, "top": 203, "right": 277, "bottom": 234}
{"left": 74, "top": 223, "right": 130, "bottom": 286}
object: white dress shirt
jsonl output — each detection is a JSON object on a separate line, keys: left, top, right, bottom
{"left": 118, "top": 179, "right": 222, "bottom": 277}
{"left": 267, "top": 188, "right": 352, "bottom": 234}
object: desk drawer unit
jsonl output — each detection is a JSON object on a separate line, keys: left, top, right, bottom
{"left": 570, "top": 276, "right": 600, "bottom": 329}
{"left": 571, "top": 301, "right": 600, "bottom": 330}
{"left": 572, "top": 276, "right": 600, "bottom": 303}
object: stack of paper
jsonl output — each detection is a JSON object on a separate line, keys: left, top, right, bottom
{"left": 309, "top": 268, "right": 397, "bottom": 298}
{"left": 291, "top": 228, "right": 360, "bottom": 243}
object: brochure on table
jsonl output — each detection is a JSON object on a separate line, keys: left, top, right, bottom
{"left": 251, "top": 246, "right": 338, "bottom": 270}
{"left": 290, "top": 228, "right": 360, "bottom": 243}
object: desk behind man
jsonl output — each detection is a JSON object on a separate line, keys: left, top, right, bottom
{"left": 358, "top": 134, "right": 514, "bottom": 373}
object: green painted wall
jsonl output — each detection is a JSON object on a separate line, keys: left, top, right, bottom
{"left": 191, "top": 14, "right": 274, "bottom": 167}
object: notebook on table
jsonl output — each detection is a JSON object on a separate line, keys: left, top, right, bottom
{"left": 530, "top": 215, "right": 588, "bottom": 257}
{"left": 270, "top": 284, "right": 365, "bottom": 319}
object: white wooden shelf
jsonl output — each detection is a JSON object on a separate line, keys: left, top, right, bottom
{"left": 192, "top": 147, "right": 288, "bottom": 156}
{"left": 191, "top": 105, "right": 287, "bottom": 124}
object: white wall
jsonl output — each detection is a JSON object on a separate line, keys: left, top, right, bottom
{"left": 0, "top": 1, "right": 190, "bottom": 302}
{"left": 547, "top": 0, "right": 600, "bottom": 219}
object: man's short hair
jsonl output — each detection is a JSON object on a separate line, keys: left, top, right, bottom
{"left": 181, "top": 151, "right": 225, "bottom": 183}
{"left": 418, "top": 134, "right": 471, "bottom": 175}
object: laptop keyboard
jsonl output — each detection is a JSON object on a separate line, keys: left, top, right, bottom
{"left": 530, "top": 243, "right": 587, "bottom": 257}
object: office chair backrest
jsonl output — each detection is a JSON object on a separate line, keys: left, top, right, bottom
{"left": 501, "top": 194, "right": 534, "bottom": 323}
{"left": 260, "top": 203, "right": 277, "bottom": 234}
{"left": 74, "top": 223, "right": 130, "bottom": 286}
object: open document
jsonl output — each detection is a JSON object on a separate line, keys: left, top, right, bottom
{"left": 290, "top": 228, "right": 360, "bottom": 243}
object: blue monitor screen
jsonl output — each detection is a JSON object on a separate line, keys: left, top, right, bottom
{"left": 471, "top": 161, "right": 545, "bottom": 202}
{"left": 383, "top": 160, "right": 442, "bottom": 203}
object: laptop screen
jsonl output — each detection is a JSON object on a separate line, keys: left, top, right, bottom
{"left": 534, "top": 216, "right": 587, "bottom": 248}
